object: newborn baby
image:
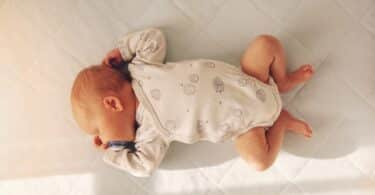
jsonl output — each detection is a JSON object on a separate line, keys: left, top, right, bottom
{"left": 71, "top": 28, "right": 313, "bottom": 177}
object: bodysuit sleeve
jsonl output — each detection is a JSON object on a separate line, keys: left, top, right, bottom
{"left": 102, "top": 124, "right": 169, "bottom": 177}
{"left": 117, "top": 28, "right": 167, "bottom": 64}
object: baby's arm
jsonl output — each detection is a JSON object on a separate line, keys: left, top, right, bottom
{"left": 102, "top": 128, "right": 169, "bottom": 177}
{"left": 117, "top": 28, "right": 167, "bottom": 65}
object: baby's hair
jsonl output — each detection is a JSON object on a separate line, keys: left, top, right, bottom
{"left": 71, "top": 65, "right": 130, "bottom": 110}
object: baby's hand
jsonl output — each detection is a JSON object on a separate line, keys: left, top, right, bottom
{"left": 102, "top": 48, "right": 122, "bottom": 68}
{"left": 93, "top": 135, "right": 108, "bottom": 150}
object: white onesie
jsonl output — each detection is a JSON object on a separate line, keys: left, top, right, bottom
{"left": 103, "top": 28, "right": 282, "bottom": 177}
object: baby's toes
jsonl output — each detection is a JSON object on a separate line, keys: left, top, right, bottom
{"left": 302, "top": 64, "right": 313, "bottom": 73}
{"left": 301, "top": 64, "right": 314, "bottom": 79}
{"left": 304, "top": 124, "right": 313, "bottom": 138}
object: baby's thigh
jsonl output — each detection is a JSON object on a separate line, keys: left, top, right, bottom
{"left": 234, "top": 127, "right": 269, "bottom": 163}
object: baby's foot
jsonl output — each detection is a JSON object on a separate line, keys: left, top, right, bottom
{"left": 289, "top": 64, "right": 314, "bottom": 83}
{"left": 278, "top": 64, "right": 314, "bottom": 93}
{"left": 286, "top": 117, "right": 313, "bottom": 139}
{"left": 280, "top": 110, "right": 313, "bottom": 138}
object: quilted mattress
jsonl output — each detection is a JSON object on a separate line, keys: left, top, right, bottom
{"left": 1, "top": 0, "right": 375, "bottom": 194}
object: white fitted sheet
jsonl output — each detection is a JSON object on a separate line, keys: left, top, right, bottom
{"left": 1, "top": 0, "right": 375, "bottom": 194}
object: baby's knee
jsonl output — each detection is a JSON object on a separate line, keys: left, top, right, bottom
{"left": 253, "top": 34, "right": 281, "bottom": 51}
{"left": 252, "top": 159, "right": 272, "bottom": 172}
{"left": 243, "top": 155, "right": 272, "bottom": 172}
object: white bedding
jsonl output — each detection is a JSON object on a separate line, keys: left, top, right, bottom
{"left": 1, "top": 0, "right": 375, "bottom": 194}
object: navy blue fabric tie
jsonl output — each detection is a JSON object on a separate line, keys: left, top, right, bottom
{"left": 107, "top": 141, "right": 136, "bottom": 152}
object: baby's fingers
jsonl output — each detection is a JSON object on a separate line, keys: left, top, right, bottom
{"left": 100, "top": 143, "right": 109, "bottom": 150}
{"left": 93, "top": 136, "right": 103, "bottom": 148}
{"left": 102, "top": 56, "right": 112, "bottom": 66}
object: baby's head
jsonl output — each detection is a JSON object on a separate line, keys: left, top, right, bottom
{"left": 70, "top": 65, "right": 137, "bottom": 147}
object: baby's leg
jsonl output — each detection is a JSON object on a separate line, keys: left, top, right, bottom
{"left": 240, "top": 35, "right": 314, "bottom": 93}
{"left": 234, "top": 110, "right": 312, "bottom": 171}
{"left": 236, "top": 35, "right": 313, "bottom": 171}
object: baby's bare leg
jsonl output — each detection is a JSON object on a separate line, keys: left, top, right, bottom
{"left": 240, "top": 35, "right": 314, "bottom": 93}
{"left": 234, "top": 110, "right": 312, "bottom": 171}
{"left": 236, "top": 35, "right": 313, "bottom": 171}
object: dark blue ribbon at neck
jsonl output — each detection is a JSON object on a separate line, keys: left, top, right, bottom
{"left": 107, "top": 140, "right": 136, "bottom": 152}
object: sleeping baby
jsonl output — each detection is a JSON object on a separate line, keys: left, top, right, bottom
{"left": 71, "top": 28, "right": 313, "bottom": 177}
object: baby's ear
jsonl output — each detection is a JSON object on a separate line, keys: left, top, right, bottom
{"left": 102, "top": 96, "right": 124, "bottom": 112}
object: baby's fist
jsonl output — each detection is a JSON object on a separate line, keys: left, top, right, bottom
{"left": 102, "top": 48, "right": 122, "bottom": 68}
{"left": 93, "top": 135, "right": 108, "bottom": 150}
